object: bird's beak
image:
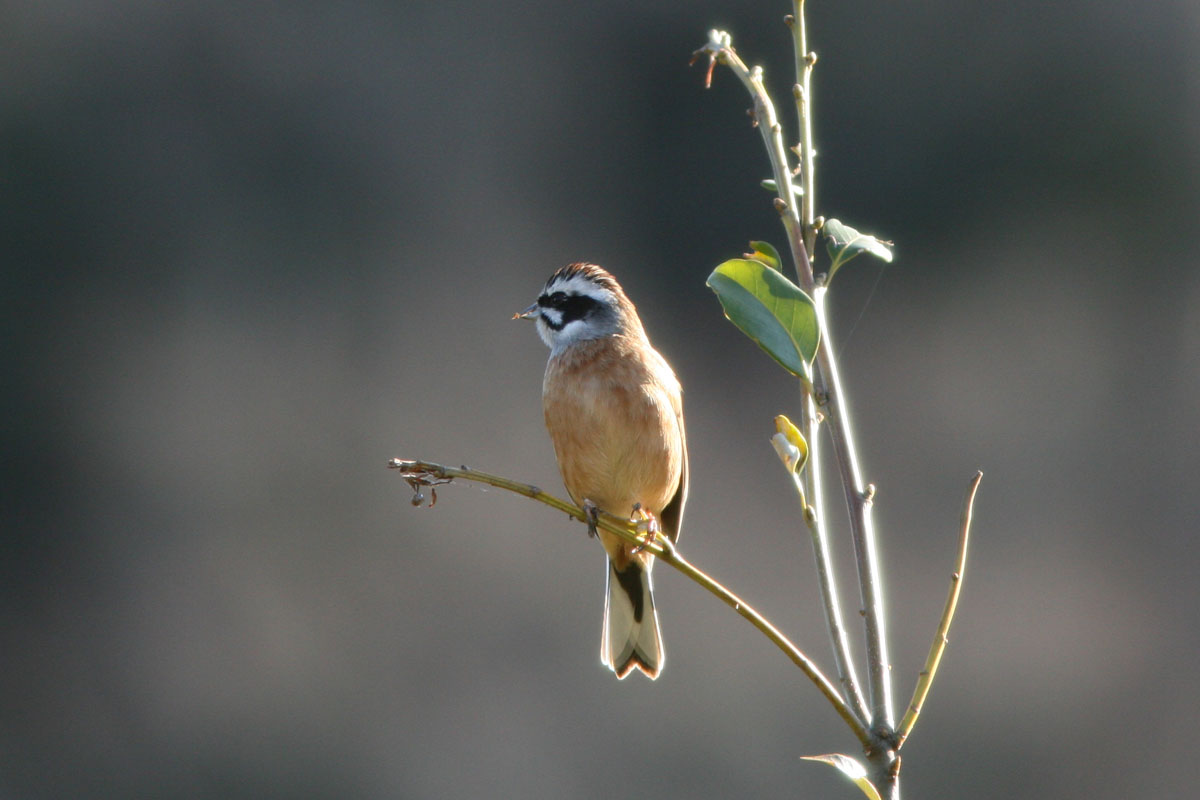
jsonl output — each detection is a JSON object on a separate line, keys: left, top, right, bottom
{"left": 513, "top": 303, "right": 539, "bottom": 321}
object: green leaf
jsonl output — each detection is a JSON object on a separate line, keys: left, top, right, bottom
{"left": 822, "top": 218, "right": 893, "bottom": 282}
{"left": 801, "top": 754, "right": 883, "bottom": 800}
{"left": 706, "top": 259, "right": 819, "bottom": 378}
{"left": 760, "top": 178, "right": 804, "bottom": 197}
{"left": 744, "top": 240, "right": 782, "bottom": 272}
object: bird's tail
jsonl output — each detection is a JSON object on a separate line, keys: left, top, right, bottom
{"left": 601, "top": 557, "right": 663, "bottom": 679}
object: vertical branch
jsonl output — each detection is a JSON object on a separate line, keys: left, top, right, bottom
{"left": 705, "top": 36, "right": 869, "bottom": 727}
{"left": 814, "top": 295, "right": 895, "bottom": 734}
{"left": 700, "top": 20, "right": 897, "bottom": 737}
{"left": 789, "top": 0, "right": 819, "bottom": 256}
{"left": 789, "top": 1, "right": 894, "bottom": 736}
{"left": 700, "top": 14, "right": 903, "bottom": 793}
{"left": 789, "top": 6, "right": 870, "bottom": 727}
{"left": 796, "top": 428, "right": 870, "bottom": 725}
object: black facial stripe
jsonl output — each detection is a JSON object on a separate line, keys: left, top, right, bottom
{"left": 538, "top": 292, "right": 601, "bottom": 327}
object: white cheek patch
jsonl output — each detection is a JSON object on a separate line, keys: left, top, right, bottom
{"left": 535, "top": 317, "right": 556, "bottom": 349}
{"left": 539, "top": 317, "right": 589, "bottom": 354}
{"left": 536, "top": 307, "right": 562, "bottom": 348}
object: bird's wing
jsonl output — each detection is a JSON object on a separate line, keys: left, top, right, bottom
{"left": 659, "top": 390, "right": 688, "bottom": 545}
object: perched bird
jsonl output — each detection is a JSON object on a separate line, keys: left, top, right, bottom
{"left": 516, "top": 263, "right": 688, "bottom": 679}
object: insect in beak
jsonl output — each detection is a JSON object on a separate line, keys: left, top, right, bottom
{"left": 513, "top": 303, "right": 539, "bottom": 321}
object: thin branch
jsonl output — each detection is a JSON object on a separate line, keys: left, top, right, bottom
{"left": 788, "top": 0, "right": 819, "bottom": 256}
{"left": 389, "top": 458, "right": 873, "bottom": 748}
{"left": 657, "top": 536, "right": 870, "bottom": 748}
{"left": 895, "top": 471, "right": 983, "bottom": 748}
{"left": 792, "top": 460, "right": 870, "bottom": 726}
{"left": 698, "top": 29, "right": 894, "bottom": 734}
{"left": 786, "top": 5, "right": 870, "bottom": 728}
{"left": 792, "top": 8, "right": 896, "bottom": 732}
{"left": 695, "top": 33, "right": 812, "bottom": 286}
{"left": 813, "top": 302, "right": 895, "bottom": 734}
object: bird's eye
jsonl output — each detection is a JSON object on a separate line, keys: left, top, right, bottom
{"left": 540, "top": 291, "right": 569, "bottom": 310}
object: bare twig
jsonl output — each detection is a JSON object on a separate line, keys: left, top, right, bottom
{"left": 785, "top": 2, "right": 871, "bottom": 729}
{"left": 388, "top": 458, "right": 873, "bottom": 747}
{"left": 787, "top": 0, "right": 819, "bottom": 256}
{"left": 790, "top": 462, "right": 870, "bottom": 726}
{"left": 895, "top": 472, "right": 983, "bottom": 748}
{"left": 693, "top": 32, "right": 812, "bottom": 286}
{"left": 814, "top": 304, "right": 895, "bottom": 735}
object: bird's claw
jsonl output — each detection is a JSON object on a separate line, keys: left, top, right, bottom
{"left": 583, "top": 499, "right": 600, "bottom": 539}
{"left": 629, "top": 503, "right": 659, "bottom": 554}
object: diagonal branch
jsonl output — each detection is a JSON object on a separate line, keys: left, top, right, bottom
{"left": 694, "top": 31, "right": 812, "bottom": 286}
{"left": 895, "top": 471, "right": 983, "bottom": 748}
{"left": 389, "top": 458, "right": 873, "bottom": 748}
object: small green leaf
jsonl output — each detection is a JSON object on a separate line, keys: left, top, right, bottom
{"left": 801, "top": 754, "right": 883, "bottom": 800}
{"left": 706, "top": 259, "right": 819, "bottom": 378}
{"left": 744, "top": 240, "right": 782, "bottom": 272}
{"left": 760, "top": 179, "right": 804, "bottom": 197}
{"left": 822, "top": 218, "right": 893, "bottom": 282}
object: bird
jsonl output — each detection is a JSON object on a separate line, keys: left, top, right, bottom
{"left": 515, "top": 263, "right": 688, "bottom": 680}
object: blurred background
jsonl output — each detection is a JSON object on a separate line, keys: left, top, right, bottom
{"left": 4, "top": 0, "right": 1199, "bottom": 797}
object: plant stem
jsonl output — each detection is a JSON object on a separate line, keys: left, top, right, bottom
{"left": 811, "top": 294, "right": 895, "bottom": 734}
{"left": 895, "top": 472, "right": 983, "bottom": 748}
{"left": 786, "top": 4, "right": 871, "bottom": 728}
{"left": 791, "top": 0, "right": 819, "bottom": 256}
{"left": 704, "top": 24, "right": 895, "bottom": 739}
{"left": 793, "top": 462, "right": 870, "bottom": 725}
{"left": 707, "top": 40, "right": 810, "bottom": 280}
{"left": 788, "top": 5, "right": 895, "bottom": 735}
{"left": 388, "top": 458, "right": 873, "bottom": 748}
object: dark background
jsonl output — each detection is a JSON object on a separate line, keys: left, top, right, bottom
{"left": 5, "top": 1, "right": 1199, "bottom": 797}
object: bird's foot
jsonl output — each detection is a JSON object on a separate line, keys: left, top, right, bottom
{"left": 583, "top": 499, "right": 600, "bottom": 539}
{"left": 629, "top": 503, "right": 659, "bottom": 554}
